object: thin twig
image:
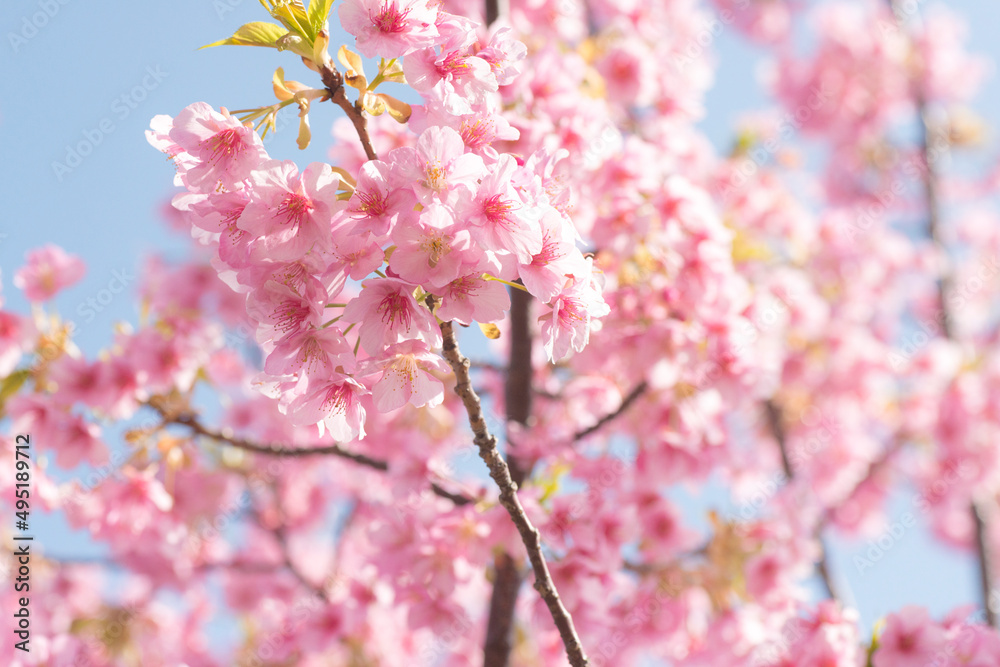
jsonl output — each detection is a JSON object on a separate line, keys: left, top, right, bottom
{"left": 267, "top": 504, "right": 328, "bottom": 601}
{"left": 764, "top": 399, "right": 845, "bottom": 603}
{"left": 154, "top": 405, "right": 475, "bottom": 506}
{"left": 317, "top": 63, "right": 378, "bottom": 162}
{"left": 573, "top": 381, "right": 648, "bottom": 442}
{"left": 974, "top": 503, "right": 998, "bottom": 627}
{"left": 432, "top": 299, "right": 590, "bottom": 667}
{"left": 168, "top": 411, "right": 389, "bottom": 469}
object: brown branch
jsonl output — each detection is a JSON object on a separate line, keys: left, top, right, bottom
{"left": 153, "top": 405, "right": 475, "bottom": 506}
{"left": 885, "top": 0, "right": 996, "bottom": 627}
{"left": 485, "top": 0, "right": 506, "bottom": 26}
{"left": 167, "top": 410, "right": 390, "bottom": 468}
{"left": 485, "top": 288, "right": 534, "bottom": 666}
{"left": 764, "top": 399, "right": 845, "bottom": 603}
{"left": 573, "top": 380, "right": 648, "bottom": 442}
{"left": 433, "top": 303, "right": 590, "bottom": 667}
{"left": 260, "top": 496, "right": 328, "bottom": 602}
{"left": 974, "top": 503, "right": 998, "bottom": 627}
{"left": 316, "top": 60, "right": 378, "bottom": 162}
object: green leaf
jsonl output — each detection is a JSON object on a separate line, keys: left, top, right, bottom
{"left": 200, "top": 22, "right": 288, "bottom": 50}
{"left": 263, "top": 0, "right": 313, "bottom": 40}
{"left": 0, "top": 369, "right": 31, "bottom": 415}
{"left": 307, "top": 0, "right": 334, "bottom": 36}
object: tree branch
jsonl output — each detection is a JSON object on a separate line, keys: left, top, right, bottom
{"left": 152, "top": 404, "right": 475, "bottom": 506}
{"left": 485, "top": 287, "right": 534, "bottom": 666}
{"left": 974, "top": 503, "right": 998, "bottom": 627}
{"left": 764, "top": 399, "right": 846, "bottom": 603}
{"left": 885, "top": 0, "right": 996, "bottom": 626}
{"left": 433, "top": 306, "right": 590, "bottom": 667}
{"left": 167, "top": 410, "right": 389, "bottom": 468}
{"left": 573, "top": 380, "right": 648, "bottom": 442}
{"left": 317, "top": 61, "right": 378, "bottom": 162}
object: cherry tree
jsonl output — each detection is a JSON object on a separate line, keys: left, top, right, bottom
{"left": 4, "top": 0, "right": 1000, "bottom": 665}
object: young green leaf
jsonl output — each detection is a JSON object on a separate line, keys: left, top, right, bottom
{"left": 200, "top": 21, "right": 288, "bottom": 50}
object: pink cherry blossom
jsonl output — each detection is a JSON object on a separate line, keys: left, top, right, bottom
{"left": 238, "top": 160, "right": 344, "bottom": 262}
{"left": 165, "top": 102, "right": 267, "bottom": 191}
{"left": 388, "top": 202, "right": 476, "bottom": 288}
{"left": 14, "top": 244, "right": 86, "bottom": 302}
{"left": 339, "top": 0, "right": 439, "bottom": 59}
{"left": 873, "top": 606, "right": 948, "bottom": 667}
{"left": 390, "top": 125, "right": 485, "bottom": 204}
{"left": 361, "top": 339, "right": 450, "bottom": 412}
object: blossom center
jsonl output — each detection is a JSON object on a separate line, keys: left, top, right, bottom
{"left": 353, "top": 189, "right": 387, "bottom": 216}
{"left": 436, "top": 51, "right": 470, "bottom": 77}
{"left": 370, "top": 2, "right": 410, "bottom": 33}
{"left": 322, "top": 382, "right": 353, "bottom": 415}
{"left": 532, "top": 233, "right": 565, "bottom": 266}
{"left": 276, "top": 192, "right": 313, "bottom": 227}
{"left": 460, "top": 118, "right": 492, "bottom": 148}
{"left": 420, "top": 234, "right": 450, "bottom": 268}
{"left": 482, "top": 194, "right": 516, "bottom": 228}
{"left": 201, "top": 128, "right": 246, "bottom": 164}
{"left": 273, "top": 299, "right": 309, "bottom": 333}
{"left": 377, "top": 292, "right": 412, "bottom": 330}
{"left": 425, "top": 161, "right": 447, "bottom": 191}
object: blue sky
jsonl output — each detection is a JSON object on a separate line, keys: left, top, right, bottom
{"left": 2, "top": 0, "right": 1000, "bottom": 643}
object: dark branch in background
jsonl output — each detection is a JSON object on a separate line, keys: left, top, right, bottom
{"left": 431, "top": 296, "right": 590, "bottom": 667}
{"left": 918, "top": 87, "right": 998, "bottom": 630}
{"left": 573, "top": 381, "right": 648, "bottom": 441}
{"left": 273, "top": 522, "right": 328, "bottom": 601}
{"left": 914, "top": 79, "right": 996, "bottom": 630}
{"left": 764, "top": 399, "right": 845, "bottom": 603}
{"left": 485, "top": 0, "right": 506, "bottom": 26}
{"left": 486, "top": 287, "right": 533, "bottom": 667}
{"left": 152, "top": 403, "right": 474, "bottom": 506}
{"left": 885, "top": 0, "right": 996, "bottom": 628}
{"left": 165, "top": 409, "right": 389, "bottom": 468}
{"left": 975, "top": 504, "right": 998, "bottom": 627}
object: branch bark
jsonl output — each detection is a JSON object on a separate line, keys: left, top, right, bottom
{"left": 887, "top": 0, "right": 996, "bottom": 627}
{"left": 434, "top": 307, "right": 589, "bottom": 667}
{"left": 573, "top": 380, "right": 648, "bottom": 442}
{"left": 764, "top": 399, "right": 846, "bottom": 603}
{"left": 485, "top": 287, "right": 533, "bottom": 666}
{"left": 154, "top": 405, "right": 474, "bottom": 506}
{"left": 318, "top": 63, "right": 378, "bottom": 162}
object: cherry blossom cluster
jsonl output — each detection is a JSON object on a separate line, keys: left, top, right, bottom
{"left": 5, "top": 0, "right": 1000, "bottom": 664}
{"left": 145, "top": 5, "right": 606, "bottom": 445}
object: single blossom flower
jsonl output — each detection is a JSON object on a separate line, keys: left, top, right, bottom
{"left": 237, "top": 160, "right": 345, "bottom": 262}
{"left": 360, "top": 339, "right": 449, "bottom": 412}
{"left": 166, "top": 102, "right": 268, "bottom": 192}
{"left": 342, "top": 278, "right": 441, "bottom": 355}
{"left": 339, "top": 0, "right": 439, "bottom": 59}
{"left": 14, "top": 244, "right": 86, "bottom": 302}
